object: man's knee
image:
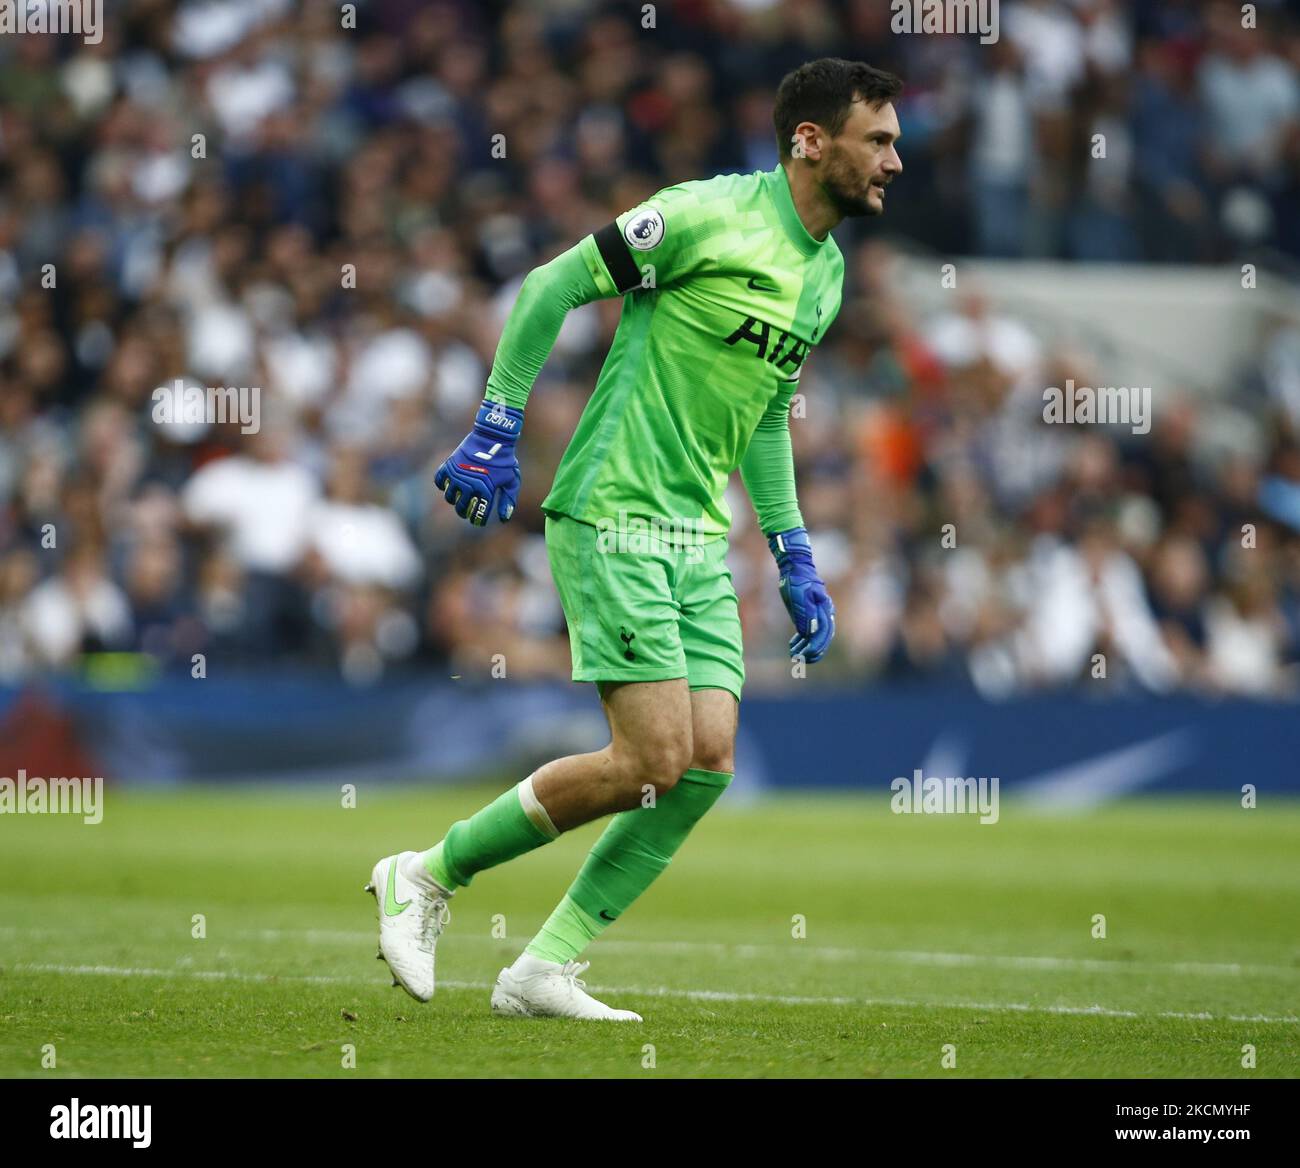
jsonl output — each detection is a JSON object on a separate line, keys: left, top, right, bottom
{"left": 616, "top": 733, "right": 693, "bottom": 798}
{"left": 689, "top": 738, "right": 734, "bottom": 775}
{"left": 688, "top": 688, "right": 737, "bottom": 776}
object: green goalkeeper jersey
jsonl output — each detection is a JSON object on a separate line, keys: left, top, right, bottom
{"left": 481, "top": 163, "right": 844, "bottom": 540}
{"left": 539, "top": 165, "right": 843, "bottom": 540}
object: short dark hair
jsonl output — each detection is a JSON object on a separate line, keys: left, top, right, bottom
{"left": 773, "top": 58, "right": 903, "bottom": 159}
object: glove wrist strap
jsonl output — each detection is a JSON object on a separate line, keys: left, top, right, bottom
{"left": 767, "top": 526, "right": 814, "bottom": 567}
{"left": 475, "top": 399, "right": 524, "bottom": 440}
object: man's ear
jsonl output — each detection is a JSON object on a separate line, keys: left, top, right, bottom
{"left": 791, "top": 123, "right": 824, "bottom": 161}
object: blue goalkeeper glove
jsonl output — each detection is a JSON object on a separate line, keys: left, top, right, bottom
{"left": 434, "top": 400, "right": 523, "bottom": 527}
{"left": 767, "top": 527, "right": 835, "bottom": 663}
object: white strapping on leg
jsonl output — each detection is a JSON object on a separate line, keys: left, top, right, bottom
{"left": 517, "top": 773, "right": 560, "bottom": 839}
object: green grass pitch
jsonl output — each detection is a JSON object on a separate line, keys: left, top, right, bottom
{"left": 1, "top": 784, "right": 1296, "bottom": 1078}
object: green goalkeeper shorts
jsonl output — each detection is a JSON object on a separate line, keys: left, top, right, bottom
{"left": 544, "top": 512, "right": 744, "bottom": 702}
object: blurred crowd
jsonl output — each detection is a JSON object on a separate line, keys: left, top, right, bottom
{"left": 2, "top": 0, "right": 1300, "bottom": 698}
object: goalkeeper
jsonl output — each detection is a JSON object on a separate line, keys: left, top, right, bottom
{"left": 367, "top": 58, "right": 903, "bottom": 1020}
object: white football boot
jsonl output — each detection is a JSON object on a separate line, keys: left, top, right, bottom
{"left": 490, "top": 953, "right": 642, "bottom": 1021}
{"left": 365, "top": 851, "right": 453, "bottom": 1002}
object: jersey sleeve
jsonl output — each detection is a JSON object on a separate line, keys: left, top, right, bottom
{"left": 738, "top": 376, "right": 805, "bottom": 536}
{"left": 579, "top": 181, "right": 736, "bottom": 296}
{"left": 483, "top": 241, "right": 605, "bottom": 410}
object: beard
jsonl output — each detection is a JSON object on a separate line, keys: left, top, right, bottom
{"left": 822, "top": 147, "right": 884, "bottom": 218}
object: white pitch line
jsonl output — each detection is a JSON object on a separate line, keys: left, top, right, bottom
{"left": 7, "top": 962, "right": 1298, "bottom": 1026}
{"left": 608, "top": 983, "right": 1300, "bottom": 1025}
{"left": 2, "top": 963, "right": 358, "bottom": 986}
{"left": 3, "top": 923, "right": 1297, "bottom": 978}
{"left": 4, "top": 962, "right": 481, "bottom": 992}
{"left": 160, "top": 929, "right": 1300, "bottom": 979}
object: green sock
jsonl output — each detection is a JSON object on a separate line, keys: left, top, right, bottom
{"left": 525, "top": 767, "right": 733, "bottom": 964}
{"left": 422, "top": 778, "right": 557, "bottom": 890}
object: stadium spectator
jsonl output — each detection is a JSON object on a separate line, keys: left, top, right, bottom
{"left": 0, "top": 0, "right": 1296, "bottom": 701}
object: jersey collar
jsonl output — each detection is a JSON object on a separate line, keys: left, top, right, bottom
{"left": 765, "top": 164, "right": 829, "bottom": 257}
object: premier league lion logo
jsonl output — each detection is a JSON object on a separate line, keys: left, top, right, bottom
{"left": 623, "top": 206, "right": 665, "bottom": 251}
